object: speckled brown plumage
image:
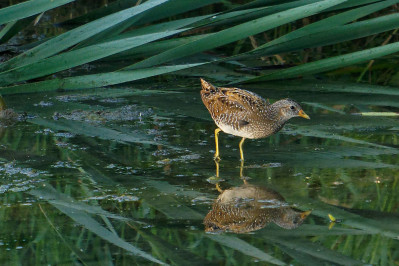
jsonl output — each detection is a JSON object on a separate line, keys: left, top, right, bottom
{"left": 203, "top": 184, "right": 311, "bottom": 233}
{"left": 200, "top": 78, "right": 309, "bottom": 160}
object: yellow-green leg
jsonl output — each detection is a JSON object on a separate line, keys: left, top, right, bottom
{"left": 214, "top": 128, "right": 222, "bottom": 161}
{"left": 239, "top": 137, "right": 246, "bottom": 161}
{"left": 240, "top": 158, "right": 248, "bottom": 184}
{"left": 215, "top": 159, "right": 219, "bottom": 178}
{"left": 214, "top": 158, "right": 223, "bottom": 193}
{"left": 215, "top": 183, "right": 223, "bottom": 193}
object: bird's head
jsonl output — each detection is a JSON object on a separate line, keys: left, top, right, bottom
{"left": 273, "top": 98, "right": 310, "bottom": 121}
{"left": 275, "top": 209, "right": 312, "bottom": 229}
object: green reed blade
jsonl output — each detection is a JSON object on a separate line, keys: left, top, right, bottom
{"left": 207, "top": 234, "right": 286, "bottom": 265}
{"left": 241, "top": 41, "right": 399, "bottom": 82}
{"left": 248, "top": 0, "right": 399, "bottom": 57}
{"left": 0, "top": 30, "right": 185, "bottom": 86}
{"left": 30, "top": 185, "right": 165, "bottom": 264}
{"left": 124, "top": 0, "right": 347, "bottom": 70}
{"left": 0, "top": 0, "right": 169, "bottom": 72}
{"left": 0, "top": 63, "right": 204, "bottom": 94}
{"left": 0, "top": 0, "right": 74, "bottom": 25}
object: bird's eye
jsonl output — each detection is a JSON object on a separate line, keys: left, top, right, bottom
{"left": 290, "top": 106, "right": 295, "bottom": 110}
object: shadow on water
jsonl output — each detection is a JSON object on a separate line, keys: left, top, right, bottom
{"left": 204, "top": 161, "right": 312, "bottom": 233}
{"left": 0, "top": 80, "right": 398, "bottom": 264}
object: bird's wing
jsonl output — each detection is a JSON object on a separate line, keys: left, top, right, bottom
{"left": 220, "top": 86, "right": 270, "bottom": 112}
{"left": 207, "top": 94, "right": 251, "bottom": 130}
{"left": 210, "top": 87, "right": 270, "bottom": 129}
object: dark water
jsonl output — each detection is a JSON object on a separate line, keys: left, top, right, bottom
{"left": 0, "top": 79, "right": 398, "bottom": 265}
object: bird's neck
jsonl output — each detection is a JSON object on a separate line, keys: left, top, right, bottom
{"left": 268, "top": 103, "right": 289, "bottom": 122}
{"left": 263, "top": 103, "right": 288, "bottom": 133}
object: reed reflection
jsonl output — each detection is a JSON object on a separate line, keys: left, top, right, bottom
{"left": 204, "top": 161, "right": 311, "bottom": 233}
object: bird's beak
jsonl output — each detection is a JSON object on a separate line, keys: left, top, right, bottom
{"left": 298, "top": 109, "right": 310, "bottom": 119}
{"left": 300, "top": 210, "right": 312, "bottom": 219}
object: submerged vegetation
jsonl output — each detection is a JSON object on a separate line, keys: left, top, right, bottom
{"left": 1, "top": 0, "right": 399, "bottom": 265}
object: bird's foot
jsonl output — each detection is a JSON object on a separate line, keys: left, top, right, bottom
{"left": 240, "top": 175, "right": 251, "bottom": 185}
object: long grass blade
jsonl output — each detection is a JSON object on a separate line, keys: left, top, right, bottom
{"left": 104, "top": 35, "right": 209, "bottom": 61}
{"left": 207, "top": 234, "right": 285, "bottom": 265}
{"left": 0, "top": 0, "right": 169, "bottom": 72}
{"left": 30, "top": 185, "right": 129, "bottom": 221}
{"left": 0, "top": 0, "right": 74, "bottom": 25}
{"left": 30, "top": 118, "right": 164, "bottom": 146}
{"left": 202, "top": 0, "right": 331, "bottom": 29}
{"left": 0, "top": 30, "right": 185, "bottom": 86}
{"left": 266, "top": 236, "right": 361, "bottom": 265}
{"left": 79, "top": 0, "right": 221, "bottom": 47}
{"left": 61, "top": 0, "right": 142, "bottom": 25}
{"left": 282, "top": 196, "right": 399, "bottom": 239}
{"left": 0, "top": 16, "right": 36, "bottom": 44}
{"left": 241, "top": 41, "right": 399, "bottom": 82}
{"left": 327, "top": 0, "right": 388, "bottom": 11}
{"left": 30, "top": 185, "right": 165, "bottom": 264}
{"left": 0, "top": 63, "right": 204, "bottom": 94}
{"left": 125, "top": 0, "right": 347, "bottom": 70}
{"left": 245, "top": 0, "right": 399, "bottom": 58}
{"left": 289, "top": 126, "right": 396, "bottom": 150}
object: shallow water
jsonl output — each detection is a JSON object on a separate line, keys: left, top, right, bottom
{"left": 0, "top": 79, "right": 398, "bottom": 265}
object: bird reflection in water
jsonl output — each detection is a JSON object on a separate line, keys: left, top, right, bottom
{"left": 0, "top": 96, "right": 19, "bottom": 123}
{"left": 204, "top": 161, "right": 311, "bottom": 233}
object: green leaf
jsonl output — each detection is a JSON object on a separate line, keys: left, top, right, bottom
{"left": 257, "top": 13, "right": 399, "bottom": 58}
{"left": 0, "top": 0, "right": 169, "bottom": 72}
{"left": 104, "top": 35, "right": 210, "bottom": 61}
{"left": 254, "top": 79, "right": 399, "bottom": 96}
{"left": 79, "top": 0, "right": 221, "bottom": 47}
{"left": 231, "top": 0, "right": 297, "bottom": 11}
{"left": 265, "top": 235, "right": 361, "bottom": 265}
{"left": 0, "top": 63, "right": 204, "bottom": 94}
{"left": 241, "top": 41, "right": 399, "bottom": 82}
{"left": 287, "top": 197, "right": 399, "bottom": 239}
{"left": 30, "top": 118, "right": 162, "bottom": 146}
{"left": 288, "top": 126, "right": 396, "bottom": 151}
{"left": 60, "top": 0, "right": 142, "bottom": 25}
{"left": 0, "top": 16, "right": 35, "bottom": 44}
{"left": 247, "top": 0, "right": 399, "bottom": 57}
{"left": 110, "top": 15, "right": 211, "bottom": 39}
{"left": 0, "top": 0, "right": 74, "bottom": 25}
{"left": 353, "top": 112, "right": 399, "bottom": 117}
{"left": 29, "top": 185, "right": 165, "bottom": 265}
{"left": 202, "top": 0, "right": 329, "bottom": 29}
{"left": 0, "top": 30, "right": 186, "bottom": 86}
{"left": 207, "top": 234, "right": 286, "bottom": 265}
{"left": 135, "top": 0, "right": 221, "bottom": 25}
{"left": 327, "top": 0, "right": 388, "bottom": 11}
{"left": 125, "top": 0, "right": 348, "bottom": 70}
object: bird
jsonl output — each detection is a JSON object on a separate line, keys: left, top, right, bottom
{"left": 200, "top": 78, "right": 310, "bottom": 161}
{"left": 0, "top": 96, "right": 18, "bottom": 122}
{"left": 203, "top": 183, "right": 311, "bottom": 233}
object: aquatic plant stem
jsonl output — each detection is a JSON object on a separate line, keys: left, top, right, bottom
{"left": 357, "top": 28, "right": 399, "bottom": 82}
{"left": 38, "top": 204, "right": 89, "bottom": 266}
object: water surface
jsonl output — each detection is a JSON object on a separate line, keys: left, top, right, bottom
{"left": 1, "top": 79, "right": 398, "bottom": 265}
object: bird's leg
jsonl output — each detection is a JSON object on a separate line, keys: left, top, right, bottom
{"left": 215, "top": 183, "right": 223, "bottom": 193}
{"left": 239, "top": 137, "right": 249, "bottom": 184}
{"left": 239, "top": 137, "right": 246, "bottom": 161}
{"left": 215, "top": 158, "right": 220, "bottom": 178}
{"left": 214, "top": 128, "right": 222, "bottom": 161}
{"left": 240, "top": 159, "right": 248, "bottom": 184}
{"left": 214, "top": 159, "right": 223, "bottom": 192}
